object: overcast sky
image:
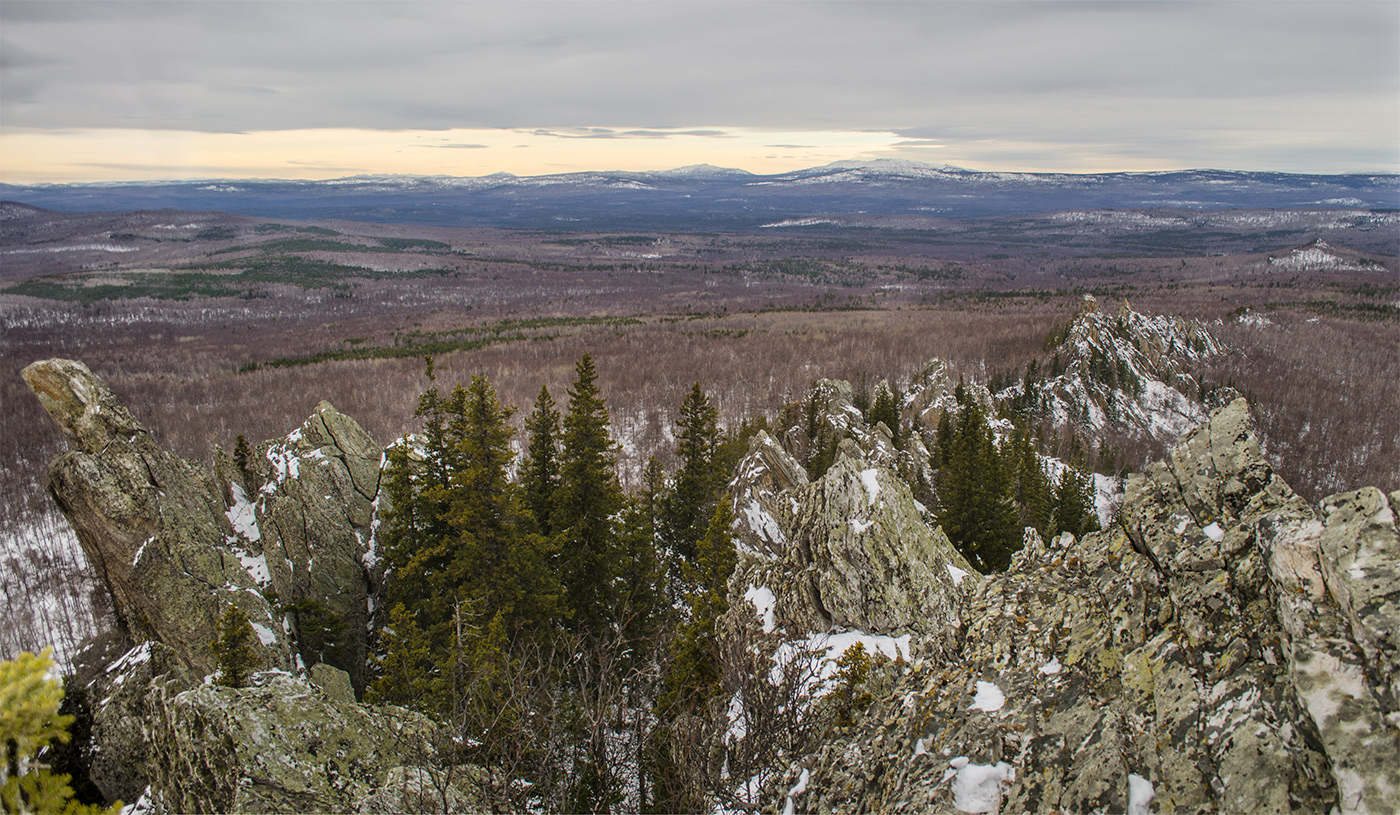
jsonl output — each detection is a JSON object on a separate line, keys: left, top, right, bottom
{"left": 2, "top": 0, "right": 1396, "bottom": 182}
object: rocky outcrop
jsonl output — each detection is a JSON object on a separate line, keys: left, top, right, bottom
{"left": 762, "top": 398, "right": 1400, "bottom": 815}
{"left": 727, "top": 434, "right": 976, "bottom": 640}
{"left": 24, "top": 359, "right": 384, "bottom": 693}
{"left": 142, "top": 670, "right": 471, "bottom": 813}
{"left": 1016, "top": 294, "right": 1224, "bottom": 445}
{"left": 216, "top": 401, "right": 384, "bottom": 691}
{"left": 729, "top": 430, "right": 809, "bottom": 558}
{"left": 22, "top": 359, "right": 292, "bottom": 677}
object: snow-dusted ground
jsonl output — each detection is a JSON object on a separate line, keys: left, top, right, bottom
{"left": 0, "top": 509, "right": 110, "bottom": 668}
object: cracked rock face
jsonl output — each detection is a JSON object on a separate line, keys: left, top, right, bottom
{"left": 22, "top": 358, "right": 291, "bottom": 677}
{"left": 217, "top": 401, "right": 384, "bottom": 692}
{"left": 727, "top": 435, "right": 976, "bottom": 640}
{"left": 142, "top": 671, "right": 459, "bottom": 814}
{"left": 767, "top": 398, "right": 1400, "bottom": 815}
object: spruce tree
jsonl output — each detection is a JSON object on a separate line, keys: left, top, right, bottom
{"left": 1010, "top": 428, "right": 1053, "bottom": 540}
{"left": 521, "top": 385, "right": 561, "bottom": 537}
{"left": 935, "top": 402, "right": 1019, "bottom": 572}
{"left": 1051, "top": 457, "right": 1101, "bottom": 540}
{"left": 663, "top": 383, "right": 722, "bottom": 561}
{"left": 555, "top": 355, "right": 625, "bottom": 634}
{"left": 211, "top": 605, "right": 260, "bottom": 689}
{"left": 868, "top": 381, "right": 902, "bottom": 445}
{"left": 373, "top": 368, "right": 560, "bottom": 714}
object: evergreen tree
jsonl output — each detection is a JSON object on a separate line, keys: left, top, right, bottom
{"left": 372, "top": 367, "right": 560, "bottom": 715}
{"left": 657, "top": 499, "right": 737, "bottom": 716}
{"left": 211, "top": 606, "right": 260, "bottom": 689}
{"left": 934, "top": 408, "right": 956, "bottom": 467}
{"left": 868, "top": 381, "right": 902, "bottom": 445}
{"left": 1009, "top": 428, "right": 1053, "bottom": 540}
{"left": 555, "top": 355, "right": 625, "bottom": 634}
{"left": 1051, "top": 457, "right": 1101, "bottom": 540}
{"left": 232, "top": 433, "right": 253, "bottom": 487}
{"left": 614, "top": 457, "right": 669, "bottom": 650}
{"left": 520, "top": 385, "right": 561, "bottom": 537}
{"left": 0, "top": 648, "right": 121, "bottom": 814}
{"left": 935, "top": 402, "right": 1020, "bottom": 572}
{"left": 662, "top": 383, "right": 722, "bottom": 561}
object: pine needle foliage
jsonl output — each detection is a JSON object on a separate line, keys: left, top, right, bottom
{"left": 555, "top": 354, "right": 626, "bottom": 636}
{"left": 662, "top": 383, "right": 723, "bottom": 562}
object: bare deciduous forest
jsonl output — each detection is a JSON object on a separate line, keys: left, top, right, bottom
{"left": 2, "top": 207, "right": 1396, "bottom": 659}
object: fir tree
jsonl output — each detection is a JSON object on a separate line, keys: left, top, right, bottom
{"left": 0, "top": 648, "right": 122, "bottom": 814}
{"left": 868, "top": 380, "right": 902, "bottom": 445}
{"left": 211, "top": 605, "right": 260, "bottom": 689}
{"left": 520, "top": 385, "right": 561, "bottom": 537}
{"left": 1051, "top": 457, "right": 1101, "bottom": 540}
{"left": 555, "top": 355, "right": 625, "bottom": 634}
{"left": 657, "top": 499, "right": 737, "bottom": 718}
{"left": 662, "top": 383, "right": 722, "bottom": 561}
{"left": 1009, "top": 428, "right": 1053, "bottom": 539}
{"left": 373, "top": 368, "right": 560, "bottom": 715}
{"left": 935, "top": 402, "right": 1020, "bottom": 572}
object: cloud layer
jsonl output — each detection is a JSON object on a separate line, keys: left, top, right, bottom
{"left": 2, "top": 1, "right": 1396, "bottom": 175}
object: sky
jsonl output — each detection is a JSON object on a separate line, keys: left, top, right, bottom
{"left": 2, "top": 0, "right": 1397, "bottom": 183}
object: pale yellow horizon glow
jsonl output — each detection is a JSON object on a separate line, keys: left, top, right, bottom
{"left": 1, "top": 127, "right": 915, "bottom": 184}
{"left": 0, "top": 126, "right": 1246, "bottom": 184}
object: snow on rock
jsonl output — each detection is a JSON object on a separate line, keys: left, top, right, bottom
{"left": 1203, "top": 522, "right": 1224, "bottom": 542}
{"left": 945, "top": 758, "right": 1016, "bottom": 814}
{"left": 771, "top": 629, "right": 912, "bottom": 697}
{"left": 225, "top": 483, "right": 261, "bottom": 542}
{"left": 860, "top": 468, "right": 882, "bottom": 505}
{"left": 1038, "top": 657, "right": 1062, "bottom": 675}
{"left": 947, "top": 563, "right": 970, "bottom": 586}
{"left": 745, "top": 585, "right": 778, "bottom": 634}
{"left": 969, "top": 681, "right": 1006, "bottom": 712}
{"left": 1127, "top": 773, "right": 1155, "bottom": 815}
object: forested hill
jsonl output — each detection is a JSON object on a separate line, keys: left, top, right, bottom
{"left": 4, "top": 162, "right": 1396, "bottom": 228}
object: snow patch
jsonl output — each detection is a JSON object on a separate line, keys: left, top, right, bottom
{"left": 860, "top": 469, "right": 881, "bottom": 505}
{"left": 744, "top": 585, "right": 777, "bottom": 634}
{"left": 225, "top": 483, "right": 261, "bottom": 542}
{"left": 1039, "top": 657, "right": 1062, "bottom": 675}
{"left": 947, "top": 759, "right": 1015, "bottom": 813}
{"left": 1128, "top": 773, "right": 1155, "bottom": 815}
{"left": 970, "top": 681, "right": 1005, "bottom": 712}
{"left": 1203, "top": 522, "right": 1224, "bottom": 542}
{"left": 249, "top": 622, "right": 278, "bottom": 647}
{"left": 947, "top": 563, "right": 969, "bottom": 586}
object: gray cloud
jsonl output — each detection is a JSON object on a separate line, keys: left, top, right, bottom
{"left": 2, "top": 0, "right": 1396, "bottom": 170}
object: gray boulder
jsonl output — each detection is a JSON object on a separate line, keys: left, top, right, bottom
{"left": 223, "top": 401, "right": 384, "bottom": 692}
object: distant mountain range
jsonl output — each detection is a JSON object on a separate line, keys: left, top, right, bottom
{"left": 3, "top": 160, "right": 1396, "bottom": 230}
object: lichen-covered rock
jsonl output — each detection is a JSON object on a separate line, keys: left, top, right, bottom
{"left": 22, "top": 359, "right": 291, "bottom": 677}
{"left": 730, "top": 430, "right": 808, "bottom": 558}
{"left": 143, "top": 671, "right": 453, "bottom": 814}
{"left": 84, "top": 641, "right": 189, "bottom": 804}
{"left": 727, "top": 437, "right": 976, "bottom": 642}
{"left": 764, "top": 398, "right": 1399, "bottom": 815}
{"left": 786, "top": 452, "right": 974, "bottom": 634}
{"left": 226, "top": 401, "right": 384, "bottom": 692}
